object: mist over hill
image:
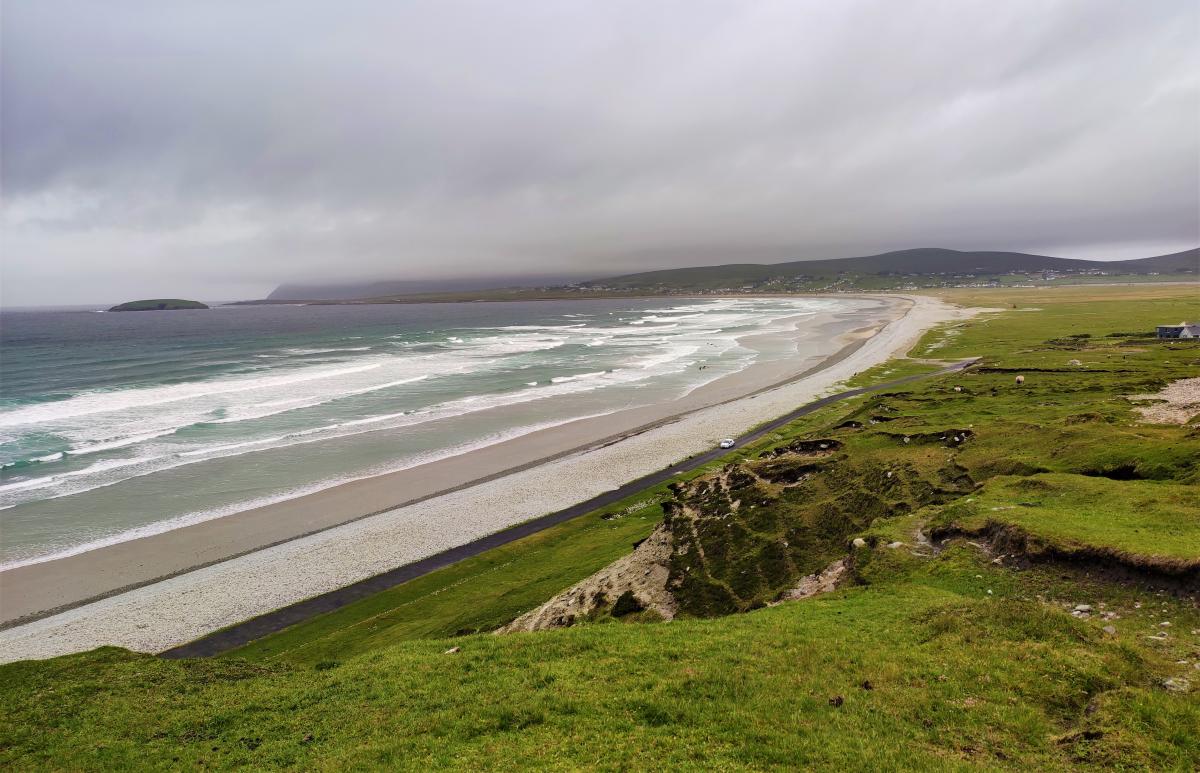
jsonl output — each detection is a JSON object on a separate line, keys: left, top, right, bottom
{"left": 586, "top": 247, "right": 1199, "bottom": 291}
{"left": 264, "top": 247, "right": 1197, "bottom": 301}
{"left": 267, "top": 274, "right": 585, "bottom": 301}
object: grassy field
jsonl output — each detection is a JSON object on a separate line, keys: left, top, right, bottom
{"left": 229, "top": 494, "right": 664, "bottom": 665}
{"left": 2, "top": 284, "right": 1198, "bottom": 770}
{"left": 929, "top": 473, "right": 1200, "bottom": 564}
{"left": 3, "top": 550, "right": 1196, "bottom": 770}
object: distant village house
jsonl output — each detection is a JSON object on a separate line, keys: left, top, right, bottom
{"left": 1156, "top": 321, "right": 1200, "bottom": 339}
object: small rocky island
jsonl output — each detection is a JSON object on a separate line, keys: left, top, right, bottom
{"left": 108, "top": 299, "right": 210, "bottom": 312}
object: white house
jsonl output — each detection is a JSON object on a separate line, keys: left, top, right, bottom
{"left": 1156, "top": 321, "right": 1200, "bottom": 339}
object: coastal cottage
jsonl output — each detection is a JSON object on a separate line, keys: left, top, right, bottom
{"left": 1155, "top": 322, "right": 1200, "bottom": 339}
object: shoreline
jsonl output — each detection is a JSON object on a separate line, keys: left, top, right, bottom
{"left": 0, "top": 293, "right": 979, "bottom": 661}
{"left": 0, "top": 297, "right": 893, "bottom": 625}
{"left": 162, "top": 356, "right": 980, "bottom": 658}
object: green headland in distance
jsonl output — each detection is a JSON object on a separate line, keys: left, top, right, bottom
{"left": 108, "top": 299, "right": 210, "bottom": 312}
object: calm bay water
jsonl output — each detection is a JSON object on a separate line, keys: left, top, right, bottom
{"left": 0, "top": 296, "right": 859, "bottom": 565}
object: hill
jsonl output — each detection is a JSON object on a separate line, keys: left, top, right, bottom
{"left": 258, "top": 248, "right": 1197, "bottom": 304}
{"left": 588, "top": 247, "right": 1199, "bottom": 291}
{"left": 107, "top": 299, "right": 209, "bottom": 311}
{"left": 267, "top": 274, "right": 583, "bottom": 301}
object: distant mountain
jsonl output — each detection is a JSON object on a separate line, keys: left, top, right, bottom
{"left": 260, "top": 247, "right": 1197, "bottom": 303}
{"left": 1102, "top": 248, "right": 1200, "bottom": 273}
{"left": 267, "top": 274, "right": 584, "bottom": 301}
{"left": 588, "top": 247, "right": 1199, "bottom": 290}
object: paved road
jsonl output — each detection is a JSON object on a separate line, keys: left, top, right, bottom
{"left": 161, "top": 358, "right": 977, "bottom": 659}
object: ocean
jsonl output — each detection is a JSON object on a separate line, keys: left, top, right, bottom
{"left": 0, "top": 296, "right": 872, "bottom": 567}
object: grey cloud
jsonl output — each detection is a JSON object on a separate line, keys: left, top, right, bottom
{"left": 2, "top": 0, "right": 1198, "bottom": 304}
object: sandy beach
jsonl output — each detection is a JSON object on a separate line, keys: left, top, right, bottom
{"left": 0, "top": 293, "right": 977, "bottom": 662}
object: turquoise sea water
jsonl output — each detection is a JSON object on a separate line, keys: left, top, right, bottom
{"left": 0, "top": 296, "right": 867, "bottom": 565}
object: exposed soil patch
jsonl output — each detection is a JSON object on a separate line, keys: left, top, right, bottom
{"left": 663, "top": 447, "right": 974, "bottom": 617}
{"left": 749, "top": 457, "right": 828, "bottom": 485}
{"left": 498, "top": 523, "right": 678, "bottom": 632}
{"left": 1126, "top": 377, "right": 1200, "bottom": 425}
{"left": 758, "top": 438, "right": 843, "bottom": 459}
{"left": 1064, "top": 412, "right": 1112, "bottom": 425}
{"left": 1078, "top": 464, "right": 1145, "bottom": 481}
{"left": 778, "top": 558, "right": 851, "bottom": 601}
{"left": 882, "top": 428, "right": 974, "bottom": 446}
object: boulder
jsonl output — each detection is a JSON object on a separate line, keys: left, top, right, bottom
{"left": 1163, "top": 678, "right": 1190, "bottom": 693}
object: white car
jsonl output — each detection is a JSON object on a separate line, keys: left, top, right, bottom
{"left": 718, "top": 438, "right": 736, "bottom": 449}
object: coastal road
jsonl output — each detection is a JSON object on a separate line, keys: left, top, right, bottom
{"left": 161, "top": 357, "right": 978, "bottom": 659}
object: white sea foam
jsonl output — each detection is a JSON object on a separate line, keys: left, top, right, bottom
{"left": 68, "top": 431, "right": 182, "bottom": 457}
{"left": 206, "top": 375, "right": 431, "bottom": 424}
{"left": 0, "top": 456, "right": 149, "bottom": 495}
{"left": 495, "top": 324, "right": 586, "bottom": 331}
{"left": 0, "top": 410, "right": 624, "bottom": 571}
{"left": 550, "top": 371, "right": 608, "bottom": 384}
{"left": 0, "top": 339, "right": 707, "bottom": 509}
{"left": 0, "top": 361, "right": 385, "bottom": 428}
{"left": 282, "top": 346, "right": 373, "bottom": 355}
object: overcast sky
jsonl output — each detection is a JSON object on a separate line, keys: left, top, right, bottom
{"left": 3, "top": 1, "right": 1198, "bottom": 305}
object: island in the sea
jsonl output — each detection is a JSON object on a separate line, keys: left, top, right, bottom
{"left": 108, "top": 299, "right": 210, "bottom": 312}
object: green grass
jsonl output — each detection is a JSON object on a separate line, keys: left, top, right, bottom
{"left": 3, "top": 549, "right": 1197, "bottom": 770}
{"left": 3, "top": 285, "right": 1199, "bottom": 770}
{"left": 843, "top": 356, "right": 949, "bottom": 387}
{"left": 229, "top": 498, "right": 663, "bottom": 665}
{"left": 930, "top": 474, "right": 1200, "bottom": 563}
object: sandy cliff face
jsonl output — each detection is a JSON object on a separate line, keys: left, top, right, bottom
{"left": 499, "top": 523, "right": 678, "bottom": 633}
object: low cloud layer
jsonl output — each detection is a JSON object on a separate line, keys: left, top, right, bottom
{"left": 3, "top": 0, "right": 1198, "bottom": 304}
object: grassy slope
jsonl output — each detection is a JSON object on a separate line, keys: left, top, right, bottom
{"left": 230, "top": 500, "right": 663, "bottom": 664}
{"left": 3, "top": 285, "right": 1199, "bottom": 770}
{"left": 3, "top": 552, "right": 1196, "bottom": 770}
{"left": 930, "top": 473, "right": 1200, "bottom": 563}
